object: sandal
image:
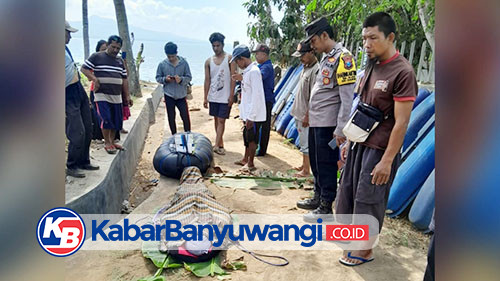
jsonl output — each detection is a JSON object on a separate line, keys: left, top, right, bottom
{"left": 113, "top": 143, "right": 126, "bottom": 151}
{"left": 339, "top": 252, "right": 374, "bottom": 267}
{"left": 239, "top": 164, "right": 257, "bottom": 172}
{"left": 214, "top": 147, "right": 226, "bottom": 155}
{"left": 234, "top": 160, "right": 247, "bottom": 166}
{"left": 105, "top": 145, "right": 117, "bottom": 154}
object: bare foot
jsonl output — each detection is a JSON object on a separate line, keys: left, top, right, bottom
{"left": 293, "top": 166, "right": 303, "bottom": 171}
{"left": 294, "top": 170, "right": 311, "bottom": 177}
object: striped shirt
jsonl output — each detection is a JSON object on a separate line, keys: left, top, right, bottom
{"left": 82, "top": 51, "right": 127, "bottom": 104}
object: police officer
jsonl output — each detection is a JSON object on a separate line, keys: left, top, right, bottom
{"left": 298, "top": 17, "right": 357, "bottom": 222}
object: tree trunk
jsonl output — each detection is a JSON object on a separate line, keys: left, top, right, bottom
{"left": 82, "top": 0, "right": 90, "bottom": 59}
{"left": 417, "top": 0, "right": 435, "bottom": 54}
{"left": 113, "top": 0, "right": 142, "bottom": 97}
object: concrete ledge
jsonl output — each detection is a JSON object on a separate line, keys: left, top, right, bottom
{"left": 66, "top": 86, "right": 163, "bottom": 214}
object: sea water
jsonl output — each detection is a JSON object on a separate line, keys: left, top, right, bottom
{"left": 68, "top": 37, "right": 233, "bottom": 86}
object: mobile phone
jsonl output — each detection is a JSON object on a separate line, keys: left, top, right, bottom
{"left": 121, "top": 51, "right": 127, "bottom": 59}
{"left": 328, "top": 138, "right": 337, "bottom": 150}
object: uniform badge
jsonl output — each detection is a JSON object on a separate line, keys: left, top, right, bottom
{"left": 328, "top": 57, "right": 336, "bottom": 63}
{"left": 322, "top": 68, "right": 330, "bottom": 77}
{"left": 323, "top": 77, "right": 330, "bottom": 85}
{"left": 342, "top": 54, "right": 354, "bottom": 70}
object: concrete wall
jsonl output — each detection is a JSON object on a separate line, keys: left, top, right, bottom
{"left": 67, "top": 86, "right": 163, "bottom": 214}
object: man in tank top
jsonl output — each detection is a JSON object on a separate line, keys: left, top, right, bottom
{"left": 203, "top": 32, "right": 236, "bottom": 155}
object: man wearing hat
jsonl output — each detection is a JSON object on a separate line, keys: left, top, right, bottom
{"left": 290, "top": 40, "right": 318, "bottom": 180}
{"left": 251, "top": 43, "right": 275, "bottom": 157}
{"left": 155, "top": 42, "right": 192, "bottom": 136}
{"left": 65, "top": 21, "right": 99, "bottom": 178}
{"left": 230, "top": 45, "right": 266, "bottom": 172}
{"left": 301, "top": 17, "right": 357, "bottom": 222}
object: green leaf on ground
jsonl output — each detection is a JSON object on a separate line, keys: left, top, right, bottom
{"left": 183, "top": 256, "right": 227, "bottom": 277}
{"left": 141, "top": 241, "right": 182, "bottom": 269}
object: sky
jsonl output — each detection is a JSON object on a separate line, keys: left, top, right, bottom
{"left": 65, "top": 0, "right": 284, "bottom": 45}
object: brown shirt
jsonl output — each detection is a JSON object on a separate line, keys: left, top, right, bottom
{"left": 359, "top": 52, "right": 418, "bottom": 150}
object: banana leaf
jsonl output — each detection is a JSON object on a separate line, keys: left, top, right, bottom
{"left": 183, "top": 256, "right": 228, "bottom": 277}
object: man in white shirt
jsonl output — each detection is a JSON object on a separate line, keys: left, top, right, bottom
{"left": 230, "top": 45, "right": 266, "bottom": 172}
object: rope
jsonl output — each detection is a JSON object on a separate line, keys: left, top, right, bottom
{"left": 232, "top": 241, "right": 289, "bottom": 267}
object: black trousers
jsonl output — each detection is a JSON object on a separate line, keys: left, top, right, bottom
{"left": 423, "top": 234, "right": 435, "bottom": 281}
{"left": 257, "top": 101, "right": 273, "bottom": 156}
{"left": 308, "top": 127, "right": 338, "bottom": 203}
{"left": 65, "top": 82, "right": 92, "bottom": 169}
{"left": 165, "top": 94, "right": 191, "bottom": 135}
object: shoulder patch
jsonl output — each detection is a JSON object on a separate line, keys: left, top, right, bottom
{"left": 336, "top": 52, "right": 357, "bottom": 85}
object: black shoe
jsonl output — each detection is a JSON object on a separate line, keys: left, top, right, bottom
{"left": 80, "top": 164, "right": 100, "bottom": 170}
{"left": 66, "top": 168, "right": 85, "bottom": 178}
{"left": 297, "top": 194, "right": 320, "bottom": 210}
{"left": 303, "top": 200, "right": 334, "bottom": 223}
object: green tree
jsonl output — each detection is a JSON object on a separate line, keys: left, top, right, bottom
{"left": 113, "top": 0, "right": 142, "bottom": 97}
{"left": 244, "top": 0, "right": 434, "bottom": 66}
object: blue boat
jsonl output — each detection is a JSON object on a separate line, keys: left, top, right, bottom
{"left": 288, "top": 127, "right": 299, "bottom": 142}
{"left": 402, "top": 115, "right": 434, "bottom": 161}
{"left": 402, "top": 93, "right": 435, "bottom": 152}
{"left": 409, "top": 170, "right": 435, "bottom": 231}
{"left": 294, "top": 134, "right": 301, "bottom": 147}
{"left": 273, "top": 65, "right": 296, "bottom": 99}
{"left": 272, "top": 65, "right": 303, "bottom": 117}
{"left": 276, "top": 96, "right": 295, "bottom": 135}
{"left": 413, "top": 88, "right": 432, "bottom": 109}
{"left": 284, "top": 118, "right": 296, "bottom": 137}
{"left": 387, "top": 127, "right": 435, "bottom": 217}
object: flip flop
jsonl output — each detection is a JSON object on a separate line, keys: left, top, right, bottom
{"left": 234, "top": 160, "right": 247, "bottom": 166}
{"left": 239, "top": 165, "right": 257, "bottom": 172}
{"left": 214, "top": 147, "right": 226, "bottom": 155}
{"left": 105, "top": 145, "right": 117, "bottom": 154}
{"left": 338, "top": 252, "right": 374, "bottom": 266}
{"left": 113, "top": 144, "right": 126, "bottom": 151}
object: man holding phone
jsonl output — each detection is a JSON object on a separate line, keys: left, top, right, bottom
{"left": 156, "top": 42, "right": 192, "bottom": 135}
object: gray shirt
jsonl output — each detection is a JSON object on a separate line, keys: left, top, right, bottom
{"left": 156, "top": 56, "right": 192, "bottom": 99}
{"left": 308, "top": 43, "right": 356, "bottom": 136}
{"left": 291, "top": 61, "right": 319, "bottom": 121}
{"left": 65, "top": 47, "right": 78, "bottom": 87}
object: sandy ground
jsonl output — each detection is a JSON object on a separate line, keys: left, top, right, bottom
{"left": 66, "top": 86, "right": 430, "bottom": 281}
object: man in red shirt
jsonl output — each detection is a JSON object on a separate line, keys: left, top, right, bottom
{"left": 336, "top": 12, "right": 418, "bottom": 266}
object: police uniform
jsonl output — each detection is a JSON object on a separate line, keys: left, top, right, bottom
{"left": 300, "top": 17, "right": 357, "bottom": 219}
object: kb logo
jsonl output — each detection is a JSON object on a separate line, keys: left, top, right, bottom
{"left": 37, "top": 207, "right": 86, "bottom": 257}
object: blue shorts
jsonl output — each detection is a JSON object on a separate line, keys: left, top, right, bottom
{"left": 95, "top": 101, "right": 123, "bottom": 130}
{"left": 209, "top": 102, "right": 230, "bottom": 119}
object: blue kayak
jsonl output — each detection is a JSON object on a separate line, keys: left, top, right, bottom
{"left": 273, "top": 65, "right": 296, "bottom": 99}
{"left": 288, "top": 126, "right": 299, "bottom": 142}
{"left": 409, "top": 170, "right": 435, "bottom": 231}
{"left": 272, "top": 65, "right": 303, "bottom": 116}
{"left": 294, "top": 134, "right": 301, "bottom": 147}
{"left": 387, "top": 127, "right": 435, "bottom": 217}
{"left": 284, "top": 118, "right": 296, "bottom": 137}
{"left": 276, "top": 98, "right": 295, "bottom": 135}
{"left": 413, "top": 88, "right": 432, "bottom": 109}
{"left": 402, "top": 93, "right": 435, "bottom": 152}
